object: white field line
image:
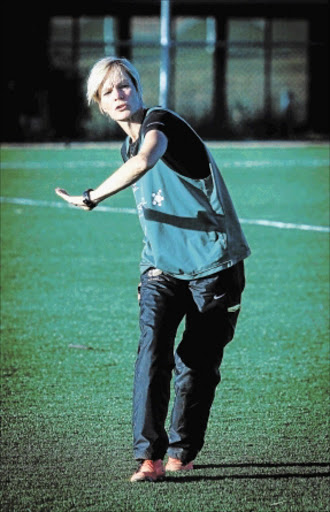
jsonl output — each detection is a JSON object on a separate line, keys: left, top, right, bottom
{"left": 1, "top": 141, "right": 329, "bottom": 151}
{"left": 0, "top": 159, "right": 329, "bottom": 170}
{"left": 1, "top": 196, "right": 329, "bottom": 233}
{"left": 0, "top": 197, "right": 136, "bottom": 215}
{"left": 238, "top": 218, "right": 329, "bottom": 233}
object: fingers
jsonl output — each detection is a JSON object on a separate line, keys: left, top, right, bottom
{"left": 55, "top": 188, "right": 78, "bottom": 205}
{"left": 55, "top": 187, "right": 66, "bottom": 195}
{"left": 55, "top": 188, "right": 69, "bottom": 198}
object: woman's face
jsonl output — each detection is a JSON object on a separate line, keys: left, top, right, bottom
{"left": 99, "top": 67, "right": 143, "bottom": 122}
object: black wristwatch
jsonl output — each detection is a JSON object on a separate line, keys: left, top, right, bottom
{"left": 82, "top": 189, "right": 96, "bottom": 209}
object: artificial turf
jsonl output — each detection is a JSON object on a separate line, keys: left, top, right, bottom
{"left": 1, "top": 143, "right": 329, "bottom": 511}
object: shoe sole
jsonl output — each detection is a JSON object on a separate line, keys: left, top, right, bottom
{"left": 131, "top": 475, "right": 165, "bottom": 482}
{"left": 165, "top": 464, "right": 194, "bottom": 472}
{"left": 165, "top": 469, "right": 193, "bottom": 473}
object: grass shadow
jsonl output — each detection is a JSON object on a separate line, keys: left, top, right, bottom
{"left": 165, "top": 462, "right": 330, "bottom": 483}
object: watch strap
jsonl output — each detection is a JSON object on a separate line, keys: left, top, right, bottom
{"left": 82, "top": 189, "right": 96, "bottom": 209}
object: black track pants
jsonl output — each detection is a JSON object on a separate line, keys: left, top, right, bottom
{"left": 132, "top": 261, "right": 245, "bottom": 463}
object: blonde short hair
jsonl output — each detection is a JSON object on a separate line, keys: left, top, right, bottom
{"left": 86, "top": 57, "right": 143, "bottom": 109}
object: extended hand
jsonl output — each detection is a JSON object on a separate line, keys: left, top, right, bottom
{"left": 55, "top": 188, "right": 92, "bottom": 210}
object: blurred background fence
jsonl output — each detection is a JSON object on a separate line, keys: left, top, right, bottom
{"left": 2, "top": 1, "right": 329, "bottom": 142}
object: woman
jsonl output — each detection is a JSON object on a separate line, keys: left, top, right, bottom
{"left": 56, "top": 57, "right": 251, "bottom": 482}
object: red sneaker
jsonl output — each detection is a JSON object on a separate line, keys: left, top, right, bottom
{"left": 165, "top": 457, "right": 194, "bottom": 472}
{"left": 130, "top": 459, "right": 165, "bottom": 482}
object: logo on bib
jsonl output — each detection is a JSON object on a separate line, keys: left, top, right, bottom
{"left": 152, "top": 189, "right": 165, "bottom": 206}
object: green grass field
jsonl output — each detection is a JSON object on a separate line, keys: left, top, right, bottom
{"left": 1, "top": 143, "right": 329, "bottom": 512}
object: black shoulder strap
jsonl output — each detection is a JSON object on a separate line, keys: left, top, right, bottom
{"left": 120, "top": 137, "right": 130, "bottom": 162}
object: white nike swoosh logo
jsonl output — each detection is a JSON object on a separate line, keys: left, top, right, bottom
{"left": 214, "top": 293, "right": 226, "bottom": 300}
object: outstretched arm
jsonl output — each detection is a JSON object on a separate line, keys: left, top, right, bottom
{"left": 55, "top": 130, "right": 168, "bottom": 210}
